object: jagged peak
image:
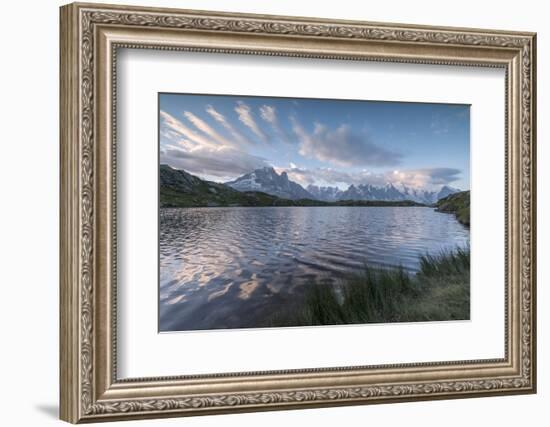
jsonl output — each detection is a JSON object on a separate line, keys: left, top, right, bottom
{"left": 225, "top": 166, "right": 313, "bottom": 200}
{"left": 260, "top": 166, "right": 276, "bottom": 172}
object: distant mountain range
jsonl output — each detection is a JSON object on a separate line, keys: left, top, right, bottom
{"left": 225, "top": 166, "right": 460, "bottom": 204}
{"left": 160, "top": 165, "right": 427, "bottom": 208}
{"left": 308, "top": 182, "right": 459, "bottom": 205}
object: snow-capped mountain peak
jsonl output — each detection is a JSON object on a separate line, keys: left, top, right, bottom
{"left": 226, "top": 167, "right": 313, "bottom": 200}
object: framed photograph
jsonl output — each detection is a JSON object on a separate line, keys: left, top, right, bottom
{"left": 60, "top": 2, "right": 537, "bottom": 423}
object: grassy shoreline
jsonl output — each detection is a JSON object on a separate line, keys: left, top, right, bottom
{"left": 265, "top": 247, "right": 470, "bottom": 327}
{"left": 436, "top": 191, "right": 470, "bottom": 226}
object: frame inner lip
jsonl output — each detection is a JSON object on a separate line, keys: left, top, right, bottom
{"left": 109, "top": 41, "right": 511, "bottom": 383}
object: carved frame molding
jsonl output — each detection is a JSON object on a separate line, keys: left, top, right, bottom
{"left": 60, "top": 2, "right": 536, "bottom": 423}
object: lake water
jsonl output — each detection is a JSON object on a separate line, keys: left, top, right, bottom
{"left": 159, "top": 206, "right": 469, "bottom": 331}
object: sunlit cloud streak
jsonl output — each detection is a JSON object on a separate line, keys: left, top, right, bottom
{"left": 259, "top": 105, "right": 290, "bottom": 143}
{"left": 182, "top": 111, "right": 233, "bottom": 147}
{"left": 160, "top": 110, "right": 219, "bottom": 151}
{"left": 235, "top": 101, "right": 268, "bottom": 142}
{"left": 205, "top": 105, "right": 252, "bottom": 146}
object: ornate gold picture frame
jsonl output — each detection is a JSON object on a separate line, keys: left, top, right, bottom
{"left": 60, "top": 2, "right": 536, "bottom": 423}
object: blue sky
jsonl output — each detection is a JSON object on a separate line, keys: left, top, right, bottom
{"left": 159, "top": 93, "right": 470, "bottom": 191}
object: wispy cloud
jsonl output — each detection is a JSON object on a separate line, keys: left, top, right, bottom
{"left": 235, "top": 101, "right": 268, "bottom": 142}
{"left": 160, "top": 128, "right": 185, "bottom": 143}
{"left": 291, "top": 118, "right": 402, "bottom": 167}
{"left": 161, "top": 109, "right": 270, "bottom": 179}
{"left": 205, "top": 105, "right": 252, "bottom": 146}
{"left": 160, "top": 110, "right": 219, "bottom": 151}
{"left": 260, "top": 105, "right": 290, "bottom": 143}
{"left": 182, "top": 111, "right": 233, "bottom": 147}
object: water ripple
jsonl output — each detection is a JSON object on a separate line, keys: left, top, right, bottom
{"left": 159, "top": 206, "right": 469, "bottom": 331}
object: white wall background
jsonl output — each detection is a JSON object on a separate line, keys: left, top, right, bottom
{"left": 0, "top": 0, "right": 545, "bottom": 425}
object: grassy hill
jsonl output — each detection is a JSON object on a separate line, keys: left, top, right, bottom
{"left": 160, "top": 165, "right": 427, "bottom": 208}
{"left": 435, "top": 190, "right": 470, "bottom": 226}
{"left": 160, "top": 164, "right": 279, "bottom": 207}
